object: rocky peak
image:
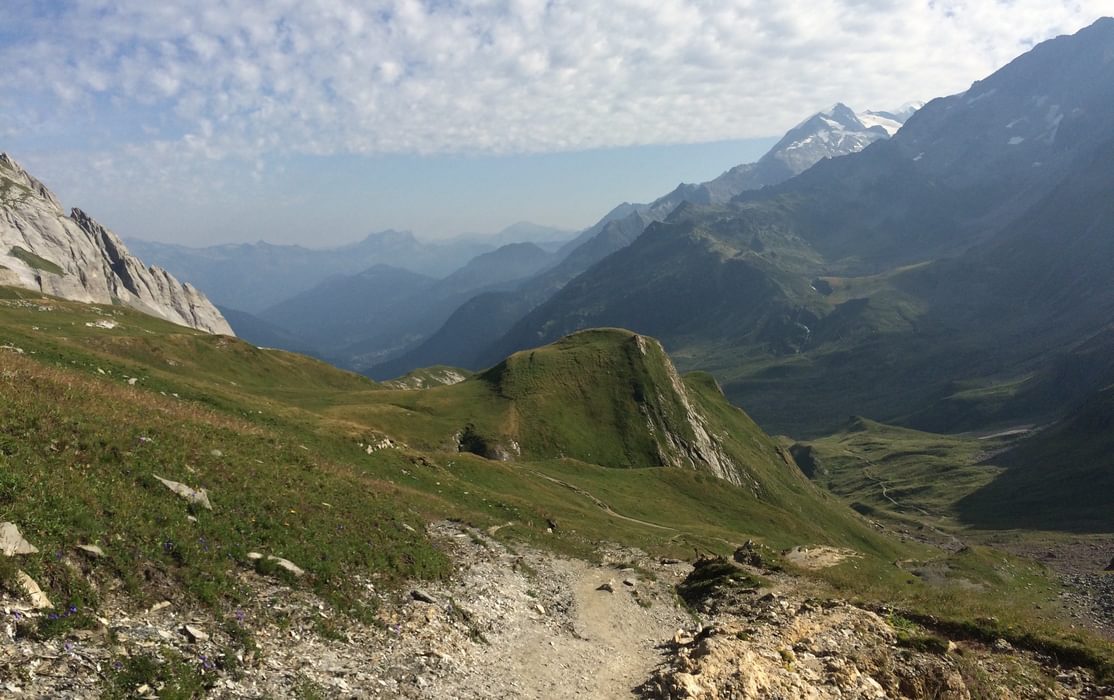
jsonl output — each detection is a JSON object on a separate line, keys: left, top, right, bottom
{"left": 0, "top": 153, "right": 233, "bottom": 335}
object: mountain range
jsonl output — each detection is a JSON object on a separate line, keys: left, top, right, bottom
{"left": 259, "top": 241, "right": 558, "bottom": 366}
{"left": 469, "top": 18, "right": 1114, "bottom": 447}
{"left": 369, "top": 101, "right": 917, "bottom": 378}
{"left": 126, "top": 222, "right": 575, "bottom": 314}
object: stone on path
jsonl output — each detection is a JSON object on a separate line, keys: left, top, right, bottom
{"left": 671, "top": 672, "right": 705, "bottom": 698}
{"left": 182, "top": 624, "right": 209, "bottom": 643}
{"left": 411, "top": 589, "right": 437, "bottom": 604}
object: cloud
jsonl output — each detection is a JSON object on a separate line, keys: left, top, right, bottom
{"left": 1, "top": 1, "right": 1108, "bottom": 194}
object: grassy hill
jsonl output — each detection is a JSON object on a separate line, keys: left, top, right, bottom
{"left": 796, "top": 418, "right": 1009, "bottom": 529}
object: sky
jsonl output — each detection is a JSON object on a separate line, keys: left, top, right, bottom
{"left": 1, "top": 1, "right": 1109, "bottom": 247}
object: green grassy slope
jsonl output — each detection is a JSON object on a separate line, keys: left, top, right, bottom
{"left": 1, "top": 287, "right": 1110, "bottom": 678}
{"left": 0, "top": 290, "right": 899, "bottom": 588}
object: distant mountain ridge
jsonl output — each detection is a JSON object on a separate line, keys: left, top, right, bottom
{"left": 127, "top": 222, "right": 573, "bottom": 313}
{"left": 233, "top": 241, "right": 557, "bottom": 369}
{"left": 0, "top": 153, "right": 231, "bottom": 335}
{"left": 372, "top": 102, "right": 916, "bottom": 378}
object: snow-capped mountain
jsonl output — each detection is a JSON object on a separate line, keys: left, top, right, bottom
{"left": 771, "top": 103, "right": 897, "bottom": 174}
{"left": 858, "top": 102, "right": 925, "bottom": 136}
{"left": 645, "top": 102, "right": 920, "bottom": 216}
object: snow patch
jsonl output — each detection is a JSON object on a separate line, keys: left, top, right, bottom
{"left": 1008, "top": 136, "right": 1025, "bottom": 145}
{"left": 1045, "top": 104, "right": 1062, "bottom": 125}
{"left": 856, "top": 111, "right": 903, "bottom": 136}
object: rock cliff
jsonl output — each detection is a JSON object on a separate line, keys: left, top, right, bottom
{"left": 0, "top": 153, "right": 232, "bottom": 335}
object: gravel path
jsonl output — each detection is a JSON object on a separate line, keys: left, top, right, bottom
{"left": 426, "top": 524, "right": 690, "bottom": 699}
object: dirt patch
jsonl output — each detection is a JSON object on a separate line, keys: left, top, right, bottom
{"left": 783, "top": 546, "right": 860, "bottom": 570}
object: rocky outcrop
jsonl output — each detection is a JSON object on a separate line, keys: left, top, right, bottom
{"left": 0, "top": 153, "right": 232, "bottom": 335}
{"left": 634, "top": 334, "right": 750, "bottom": 488}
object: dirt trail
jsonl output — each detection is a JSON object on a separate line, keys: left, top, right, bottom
{"left": 426, "top": 525, "right": 690, "bottom": 699}
{"left": 528, "top": 470, "right": 677, "bottom": 532}
{"left": 568, "top": 560, "right": 678, "bottom": 698}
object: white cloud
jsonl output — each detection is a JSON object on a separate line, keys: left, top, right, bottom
{"left": 1, "top": 1, "right": 1108, "bottom": 195}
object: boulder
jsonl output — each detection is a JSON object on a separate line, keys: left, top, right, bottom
{"left": 268, "top": 556, "right": 305, "bottom": 577}
{"left": 181, "top": 624, "right": 209, "bottom": 643}
{"left": 671, "top": 672, "right": 705, "bottom": 698}
{"left": 411, "top": 589, "right": 437, "bottom": 604}
{"left": 247, "top": 551, "right": 305, "bottom": 577}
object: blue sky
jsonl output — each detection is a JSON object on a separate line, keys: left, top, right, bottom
{"left": 1, "top": 1, "right": 1108, "bottom": 246}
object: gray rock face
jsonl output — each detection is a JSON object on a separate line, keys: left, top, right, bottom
{"left": 0, "top": 153, "right": 233, "bottom": 335}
